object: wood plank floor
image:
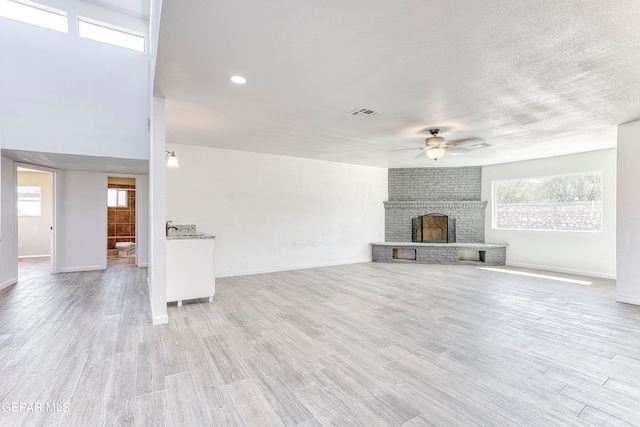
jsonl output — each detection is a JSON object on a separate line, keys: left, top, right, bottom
{"left": 2, "top": 258, "right": 640, "bottom": 426}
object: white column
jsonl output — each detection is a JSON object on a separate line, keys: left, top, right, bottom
{"left": 0, "top": 155, "right": 18, "bottom": 290}
{"left": 616, "top": 120, "right": 640, "bottom": 304}
{"left": 148, "top": 96, "right": 168, "bottom": 324}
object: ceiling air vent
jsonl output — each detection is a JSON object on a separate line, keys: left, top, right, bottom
{"left": 349, "top": 107, "right": 382, "bottom": 119}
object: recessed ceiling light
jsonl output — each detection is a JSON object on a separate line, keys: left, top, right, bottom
{"left": 230, "top": 75, "right": 247, "bottom": 84}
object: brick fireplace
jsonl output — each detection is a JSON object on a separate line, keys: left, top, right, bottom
{"left": 385, "top": 200, "right": 487, "bottom": 243}
{"left": 373, "top": 166, "right": 506, "bottom": 265}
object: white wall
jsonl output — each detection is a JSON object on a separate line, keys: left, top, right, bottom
{"left": 482, "top": 149, "right": 616, "bottom": 278}
{"left": 57, "top": 170, "right": 106, "bottom": 272}
{"left": 18, "top": 171, "right": 52, "bottom": 257}
{"left": 616, "top": 120, "right": 640, "bottom": 304}
{"left": 166, "top": 144, "right": 388, "bottom": 278}
{"left": 0, "top": 2, "right": 149, "bottom": 160}
{"left": 148, "top": 96, "right": 168, "bottom": 324}
{"left": 146, "top": 3, "right": 167, "bottom": 325}
{"left": 0, "top": 156, "right": 18, "bottom": 289}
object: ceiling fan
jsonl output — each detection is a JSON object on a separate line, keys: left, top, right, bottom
{"left": 419, "top": 129, "right": 485, "bottom": 161}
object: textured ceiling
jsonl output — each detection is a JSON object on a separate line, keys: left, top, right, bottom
{"left": 155, "top": 1, "right": 640, "bottom": 168}
{"left": 2, "top": 150, "right": 148, "bottom": 175}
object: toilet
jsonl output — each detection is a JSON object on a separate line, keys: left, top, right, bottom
{"left": 115, "top": 242, "right": 136, "bottom": 257}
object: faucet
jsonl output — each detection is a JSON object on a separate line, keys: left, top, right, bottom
{"left": 166, "top": 221, "right": 178, "bottom": 236}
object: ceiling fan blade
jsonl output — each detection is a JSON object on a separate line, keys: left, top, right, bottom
{"left": 449, "top": 138, "right": 485, "bottom": 147}
{"left": 389, "top": 147, "right": 420, "bottom": 153}
{"left": 448, "top": 146, "right": 472, "bottom": 154}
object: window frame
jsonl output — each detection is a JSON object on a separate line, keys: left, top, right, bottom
{"left": 0, "top": 0, "right": 68, "bottom": 33}
{"left": 77, "top": 15, "right": 145, "bottom": 52}
{"left": 492, "top": 170, "right": 603, "bottom": 233}
{"left": 17, "top": 185, "right": 42, "bottom": 217}
{"left": 107, "top": 188, "right": 128, "bottom": 208}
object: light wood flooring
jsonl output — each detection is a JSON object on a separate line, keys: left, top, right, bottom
{"left": 2, "top": 258, "right": 640, "bottom": 426}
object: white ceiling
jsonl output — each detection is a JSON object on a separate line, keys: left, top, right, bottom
{"left": 155, "top": 1, "right": 640, "bottom": 168}
{"left": 3, "top": 150, "right": 148, "bottom": 175}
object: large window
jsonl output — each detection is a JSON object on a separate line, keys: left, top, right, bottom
{"left": 493, "top": 171, "right": 602, "bottom": 232}
{"left": 17, "top": 185, "right": 42, "bottom": 216}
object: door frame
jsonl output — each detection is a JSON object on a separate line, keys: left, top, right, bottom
{"left": 104, "top": 173, "right": 142, "bottom": 267}
{"left": 15, "top": 162, "right": 59, "bottom": 274}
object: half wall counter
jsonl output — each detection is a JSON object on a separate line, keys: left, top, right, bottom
{"left": 166, "top": 224, "right": 215, "bottom": 306}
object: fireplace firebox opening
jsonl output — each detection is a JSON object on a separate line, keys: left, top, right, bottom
{"left": 412, "top": 213, "right": 451, "bottom": 243}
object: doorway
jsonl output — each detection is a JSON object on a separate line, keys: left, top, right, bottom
{"left": 107, "top": 176, "right": 137, "bottom": 266}
{"left": 16, "top": 165, "right": 56, "bottom": 279}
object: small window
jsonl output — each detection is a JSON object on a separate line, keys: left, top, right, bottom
{"left": 0, "top": 0, "right": 67, "bottom": 33}
{"left": 18, "top": 185, "right": 42, "bottom": 216}
{"left": 77, "top": 17, "right": 144, "bottom": 52}
{"left": 493, "top": 171, "right": 602, "bottom": 232}
{"left": 107, "top": 189, "right": 128, "bottom": 207}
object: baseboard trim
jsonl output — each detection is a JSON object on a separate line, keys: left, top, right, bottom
{"left": 217, "top": 258, "right": 373, "bottom": 278}
{"left": 148, "top": 277, "right": 168, "bottom": 325}
{"left": 58, "top": 265, "right": 105, "bottom": 273}
{"left": 153, "top": 314, "right": 169, "bottom": 325}
{"left": 0, "top": 278, "right": 17, "bottom": 291}
{"left": 616, "top": 294, "right": 640, "bottom": 306}
{"left": 18, "top": 255, "right": 51, "bottom": 259}
{"left": 506, "top": 262, "right": 616, "bottom": 280}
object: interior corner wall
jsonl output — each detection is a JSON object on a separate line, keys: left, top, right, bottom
{"left": 165, "top": 144, "right": 388, "bottom": 278}
{"left": 616, "top": 120, "right": 640, "bottom": 304}
{"left": 0, "top": 156, "right": 18, "bottom": 290}
{"left": 482, "top": 149, "right": 616, "bottom": 279}
{"left": 57, "top": 170, "right": 107, "bottom": 272}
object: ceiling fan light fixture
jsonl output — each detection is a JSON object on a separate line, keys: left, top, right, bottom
{"left": 426, "top": 136, "right": 445, "bottom": 145}
{"left": 426, "top": 148, "right": 446, "bottom": 161}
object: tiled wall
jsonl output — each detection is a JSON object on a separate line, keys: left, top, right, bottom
{"left": 107, "top": 183, "right": 136, "bottom": 252}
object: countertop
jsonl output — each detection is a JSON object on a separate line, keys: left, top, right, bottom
{"left": 166, "top": 224, "right": 215, "bottom": 240}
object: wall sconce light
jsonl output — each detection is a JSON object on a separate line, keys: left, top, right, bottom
{"left": 165, "top": 151, "right": 179, "bottom": 168}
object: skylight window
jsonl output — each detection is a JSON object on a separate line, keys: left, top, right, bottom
{"left": 0, "top": 0, "right": 67, "bottom": 33}
{"left": 77, "top": 17, "right": 144, "bottom": 52}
